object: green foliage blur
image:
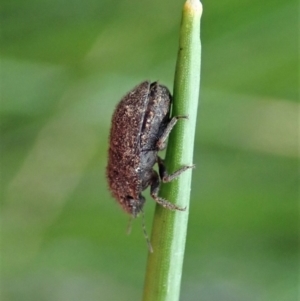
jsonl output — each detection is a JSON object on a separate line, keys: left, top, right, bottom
{"left": 1, "top": 0, "right": 298, "bottom": 300}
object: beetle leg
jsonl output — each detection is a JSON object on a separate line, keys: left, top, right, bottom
{"left": 157, "top": 156, "right": 195, "bottom": 183}
{"left": 156, "top": 115, "right": 188, "bottom": 150}
{"left": 150, "top": 170, "right": 186, "bottom": 211}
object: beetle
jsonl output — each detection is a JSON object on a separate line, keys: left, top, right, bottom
{"left": 106, "top": 81, "right": 194, "bottom": 218}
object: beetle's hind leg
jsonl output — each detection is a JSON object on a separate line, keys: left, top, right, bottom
{"left": 149, "top": 170, "right": 185, "bottom": 211}
{"left": 157, "top": 156, "right": 194, "bottom": 183}
{"left": 156, "top": 115, "right": 188, "bottom": 150}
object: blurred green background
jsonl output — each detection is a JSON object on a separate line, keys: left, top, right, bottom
{"left": 1, "top": 0, "right": 298, "bottom": 300}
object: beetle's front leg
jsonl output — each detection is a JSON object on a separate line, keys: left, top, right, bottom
{"left": 156, "top": 115, "right": 188, "bottom": 150}
{"left": 149, "top": 170, "right": 185, "bottom": 211}
{"left": 157, "top": 156, "right": 195, "bottom": 183}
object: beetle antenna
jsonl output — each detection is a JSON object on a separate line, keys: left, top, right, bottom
{"left": 141, "top": 209, "right": 153, "bottom": 253}
{"left": 126, "top": 216, "right": 133, "bottom": 235}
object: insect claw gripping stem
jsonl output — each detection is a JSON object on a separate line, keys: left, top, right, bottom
{"left": 156, "top": 115, "right": 188, "bottom": 150}
{"left": 150, "top": 170, "right": 186, "bottom": 211}
{"left": 162, "top": 165, "right": 195, "bottom": 183}
{"left": 151, "top": 194, "right": 186, "bottom": 212}
{"left": 157, "top": 156, "right": 195, "bottom": 183}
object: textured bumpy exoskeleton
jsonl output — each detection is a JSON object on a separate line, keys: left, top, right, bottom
{"left": 107, "top": 81, "right": 194, "bottom": 217}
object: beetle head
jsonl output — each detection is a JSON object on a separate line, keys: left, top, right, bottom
{"left": 125, "top": 195, "right": 153, "bottom": 252}
{"left": 125, "top": 195, "right": 145, "bottom": 217}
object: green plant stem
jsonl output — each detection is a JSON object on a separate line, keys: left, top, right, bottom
{"left": 142, "top": 1, "right": 202, "bottom": 301}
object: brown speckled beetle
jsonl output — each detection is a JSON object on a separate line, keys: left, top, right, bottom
{"left": 106, "top": 81, "right": 194, "bottom": 218}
